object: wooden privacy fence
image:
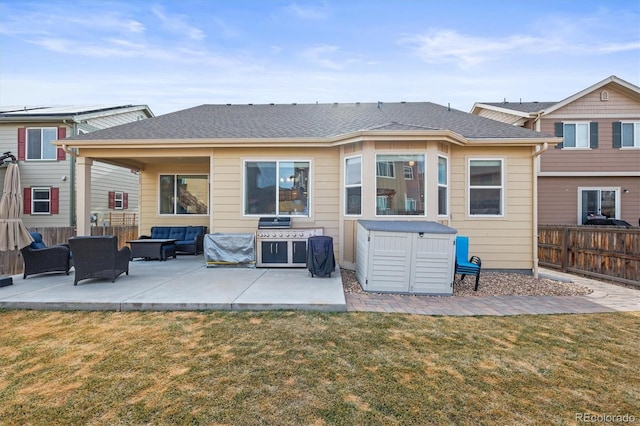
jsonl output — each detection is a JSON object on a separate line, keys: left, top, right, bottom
{"left": 0, "top": 226, "right": 138, "bottom": 276}
{"left": 538, "top": 225, "right": 640, "bottom": 287}
{"left": 108, "top": 212, "right": 137, "bottom": 226}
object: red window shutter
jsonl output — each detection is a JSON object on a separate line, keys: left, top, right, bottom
{"left": 108, "top": 191, "right": 115, "bottom": 209}
{"left": 51, "top": 187, "right": 59, "bottom": 214}
{"left": 57, "top": 127, "right": 67, "bottom": 160}
{"left": 23, "top": 187, "right": 31, "bottom": 214}
{"left": 123, "top": 192, "right": 129, "bottom": 209}
{"left": 17, "top": 128, "right": 26, "bottom": 160}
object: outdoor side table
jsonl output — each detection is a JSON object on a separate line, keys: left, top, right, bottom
{"left": 127, "top": 239, "right": 177, "bottom": 261}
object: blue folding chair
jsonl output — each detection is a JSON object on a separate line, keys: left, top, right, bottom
{"left": 455, "top": 236, "right": 482, "bottom": 291}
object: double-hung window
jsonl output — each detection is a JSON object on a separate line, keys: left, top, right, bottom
{"left": 562, "top": 122, "right": 590, "bottom": 148}
{"left": 376, "top": 154, "right": 425, "bottom": 216}
{"left": 469, "top": 159, "right": 503, "bottom": 216}
{"left": 621, "top": 122, "right": 640, "bottom": 147}
{"left": 26, "top": 128, "right": 58, "bottom": 160}
{"left": 438, "top": 156, "right": 448, "bottom": 216}
{"left": 159, "top": 174, "right": 208, "bottom": 215}
{"left": 114, "top": 191, "right": 124, "bottom": 209}
{"left": 244, "top": 161, "right": 310, "bottom": 216}
{"left": 31, "top": 187, "right": 52, "bottom": 214}
{"left": 344, "top": 156, "right": 361, "bottom": 215}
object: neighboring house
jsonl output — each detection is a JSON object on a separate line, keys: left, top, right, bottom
{"left": 0, "top": 105, "right": 154, "bottom": 227}
{"left": 471, "top": 75, "right": 640, "bottom": 226}
{"left": 56, "top": 102, "right": 560, "bottom": 274}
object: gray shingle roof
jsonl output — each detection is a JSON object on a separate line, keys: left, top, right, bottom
{"left": 68, "top": 102, "right": 555, "bottom": 141}
{"left": 479, "top": 101, "right": 558, "bottom": 113}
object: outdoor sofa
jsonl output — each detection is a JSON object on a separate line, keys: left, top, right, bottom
{"left": 141, "top": 226, "right": 207, "bottom": 255}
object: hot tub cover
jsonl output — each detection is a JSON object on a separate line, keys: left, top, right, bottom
{"left": 204, "top": 233, "right": 255, "bottom": 266}
{"left": 358, "top": 220, "right": 457, "bottom": 234}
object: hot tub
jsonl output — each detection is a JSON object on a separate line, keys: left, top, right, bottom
{"left": 356, "top": 220, "right": 457, "bottom": 295}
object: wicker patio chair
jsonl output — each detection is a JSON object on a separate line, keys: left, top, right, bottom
{"left": 68, "top": 236, "right": 131, "bottom": 286}
{"left": 21, "top": 232, "right": 72, "bottom": 279}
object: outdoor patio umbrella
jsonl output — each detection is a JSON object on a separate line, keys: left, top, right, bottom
{"left": 0, "top": 161, "right": 34, "bottom": 252}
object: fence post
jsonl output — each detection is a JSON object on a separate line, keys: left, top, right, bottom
{"left": 561, "top": 226, "right": 569, "bottom": 272}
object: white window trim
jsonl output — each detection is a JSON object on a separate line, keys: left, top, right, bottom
{"left": 577, "top": 187, "right": 621, "bottom": 223}
{"left": 242, "top": 159, "right": 312, "bottom": 217}
{"left": 467, "top": 157, "right": 505, "bottom": 218}
{"left": 621, "top": 122, "right": 640, "bottom": 148}
{"left": 31, "top": 187, "right": 51, "bottom": 215}
{"left": 26, "top": 127, "right": 58, "bottom": 161}
{"left": 562, "top": 122, "right": 591, "bottom": 149}
{"left": 114, "top": 191, "right": 124, "bottom": 210}
{"left": 158, "top": 173, "right": 209, "bottom": 216}
{"left": 438, "top": 155, "right": 449, "bottom": 217}
{"left": 344, "top": 155, "right": 362, "bottom": 217}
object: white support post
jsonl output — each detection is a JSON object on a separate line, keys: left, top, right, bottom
{"left": 76, "top": 157, "right": 93, "bottom": 236}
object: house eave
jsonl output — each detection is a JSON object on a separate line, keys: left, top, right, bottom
{"left": 56, "top": 129, "right": 557, "bottom": 150}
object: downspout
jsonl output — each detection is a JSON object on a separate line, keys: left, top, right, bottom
{"left": 531, "top": 142, "right": 549, "bottom": 279}
{"left": 61, "top": 120, "right": 78, "bottom": 227}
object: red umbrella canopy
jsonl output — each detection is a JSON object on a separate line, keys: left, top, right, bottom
{"left": 0, "top": 162, "right": 34, "bottom": 251}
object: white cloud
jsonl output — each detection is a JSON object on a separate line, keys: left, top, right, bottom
{"left": 284, "top": 2, "right": 329, "bottom": 20}
{"left": 400, "top": 29, "right": 540, "bottom": 68}
{"left": 151, "top": 6, "right": 205, "bottom": 41}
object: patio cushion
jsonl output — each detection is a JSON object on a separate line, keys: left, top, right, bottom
{"left": 147, "top": 226, "right": 207, "bottom": 255}
{"left": 29, "top": 232, "right": 47, "bottom": 250}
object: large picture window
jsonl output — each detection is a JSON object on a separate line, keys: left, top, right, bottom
{"left": 27, "top": 128, "right": 58, "bottom": 160}
{"left": 344, "top": 156, "right": 361, "bottom": 215}
{"left": 244, "top": 161, "right": 310, "bottom": 216}
{"left": 469, "top": 159, "right": 503, "bottom": 216}
{"left": 159, "top": 174, "right": 208, "bottom": 215}
{"left": 376, "top": 154, "right": 425, "bottom": 216}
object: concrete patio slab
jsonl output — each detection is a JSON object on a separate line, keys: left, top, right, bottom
{"left": 0, "top": 255, "right": 347, "bottom": 312}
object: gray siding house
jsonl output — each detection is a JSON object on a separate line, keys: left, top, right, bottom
{"left": 0, "top": 105, "right": 154, "bottom": 228}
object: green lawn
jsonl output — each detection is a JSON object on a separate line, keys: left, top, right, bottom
{"left": 0, "top": 310, "right": 638, "bottom": 425}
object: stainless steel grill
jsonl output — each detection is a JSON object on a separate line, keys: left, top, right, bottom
{"left": 256, "top": 218, "right": 322, "bottom": 267}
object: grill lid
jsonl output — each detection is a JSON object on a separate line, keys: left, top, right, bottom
{"left": 258, "top": 216, "right": 291, "bottom": 229}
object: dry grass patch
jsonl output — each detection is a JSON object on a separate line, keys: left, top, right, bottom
{"left": 0, "top": 310, "right": 638, "bottom": 425}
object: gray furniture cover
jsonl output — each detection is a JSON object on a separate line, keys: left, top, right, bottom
{"left": 204, "top": 233, "right": 255, "bottom": 267}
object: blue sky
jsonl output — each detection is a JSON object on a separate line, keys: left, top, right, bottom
{"left": 1, "top": 0, "right": 639, "bottom": 115}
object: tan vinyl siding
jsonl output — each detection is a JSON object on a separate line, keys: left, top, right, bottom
{"left": 138, "top": 162, "right": 210, "bottom": 235}
{"left": 449, "top": 145, "right": 534, "bottom": 270}
{"left": 138, "top": 147, "right": 342, "bottom": 260}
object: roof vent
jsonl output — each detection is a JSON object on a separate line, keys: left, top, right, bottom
{"left": 600, "top": 90, "right": 609, "bottom": 101}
